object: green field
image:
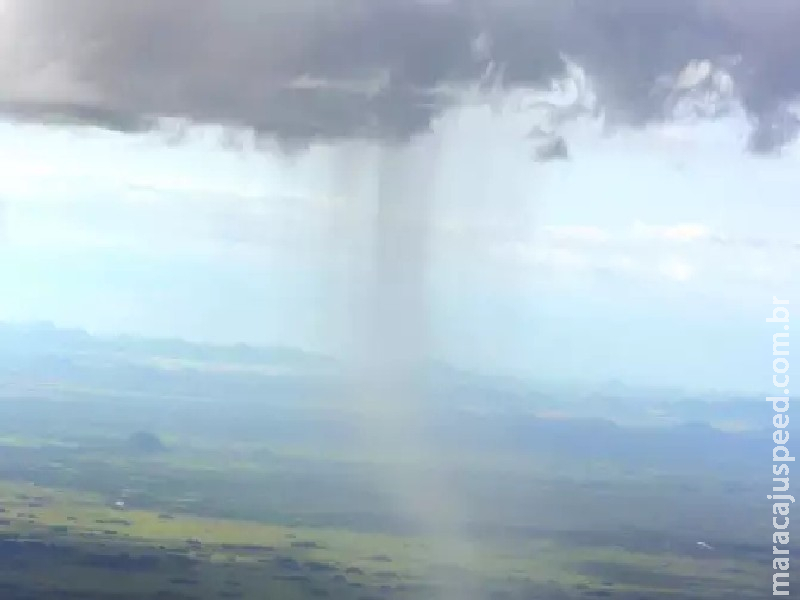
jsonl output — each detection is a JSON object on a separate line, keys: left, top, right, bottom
{"left": 0, "top": 425, "right": 768, "bottom": 600}
{"left": 0, "top": 330, "right": 771, "bottom": 599}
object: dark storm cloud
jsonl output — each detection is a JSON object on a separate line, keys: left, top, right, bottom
{"left": 1, "top": 0, "right": 799, "bottom": 150}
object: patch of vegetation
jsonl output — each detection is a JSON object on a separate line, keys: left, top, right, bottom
{"left": 128, "top": 432, "right": 168, "bottom": 455}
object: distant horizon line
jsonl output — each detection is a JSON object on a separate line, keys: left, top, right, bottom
{"left": 0, "top": 317, "right": 765, "bottom": 399}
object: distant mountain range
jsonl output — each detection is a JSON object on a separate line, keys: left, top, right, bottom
{"left": 0, "top": 321, "right": 768, "bottom": 432}
{"left": 0, "top": 321, "right": 334, "bottom": 370}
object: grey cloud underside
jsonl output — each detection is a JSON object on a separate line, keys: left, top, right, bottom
{"left": 3, "top": 0, "right": 800, "bottom": 151}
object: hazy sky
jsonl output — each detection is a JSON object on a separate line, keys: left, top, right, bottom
{"left": 1, "top": 93, "right": 796, "bottom": 393}
{"left": 0, "top": 1, "right": 798, "bottom": 394}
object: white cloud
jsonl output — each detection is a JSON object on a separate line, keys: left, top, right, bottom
{"left": 631, "top": 221, "right": 711, "bottom": 242}
{"left": 658, "top": 257, "right": 695, "bottom": 282}
{"left": 478, "top": 218, "right": 799, "bottom": 293}
{"left": 543, "top": 225, "right": 610, "bottom": 244}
